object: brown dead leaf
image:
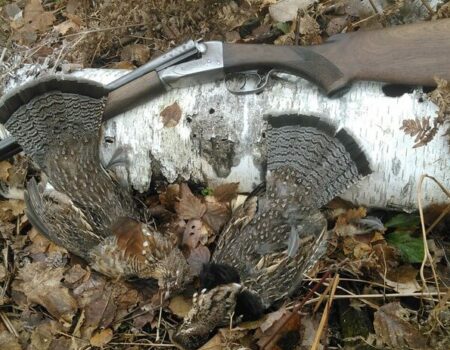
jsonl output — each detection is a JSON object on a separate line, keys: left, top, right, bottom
{"left": 160, "top": 102, "right": 182, "bottom": 128}
{"left": 90, "top": 328, "right": 113, "bottom": 347}
{"left": 23, "top": 0, "right": 56, "bottom": 33}
{"left": 213, "top": 182, "right": 239, "bottom": 203}
{"left": 66, "top": 0, "right": 81, "bottom": 15}
{"left": 198, "top": 333, "right": 223, "bottom": 350}
{"left": 133, "top": 308, "right": 156, "bottom": 330}
{"left": 259, "top": 307, "right": 286, "bottom": 333}
{"left": 374, "top": 302, "right": 428, "bottom": 349}
{"left": 30, "top": 320, "right": 62, "bottom": 350}
{"left": 7, "top": 155, "right": 28, "bottom": 188}
{"left": 342, "top": 236, "right": 372, "bottom": 259}
{"left": 182, "top": 219, "right": 208, "bottom": 249}
{"left": 384, "top": 265, "right": 420, "bottom": 294}
{"left": 15, "top": 262, "right": 77, "bottom": 323}
{"left": 121, "top": 44, "right": 150, "bottom": 66}
{"left": 0, "top": 161, "right": 12, "bottom": 182}
{"left": 0, "top": 199, "right": 25, "bottom": 222}
{"left": 256, "top": 308, "right": 301, "bottom": 349}
{"left": 159, "top": 183, "right": 180, "bottom": 211}
{"left": 175, "top": 183, "right": 206, "bottom": 220}
{"left": 83, "top": 289, "right": 116, "bottom": 331}
{"left": 27, "top": 228, "right": 51, "bottom": 254}
{"left": 108, "top": 61, "right": 136, "bottom": 69}
{"left": 187, "top": 245, "right": 211, "bottom": 275}
{"left": 169, "top": 295, "right": 193, "bottom": 318}
{"left": 54, "top": 19, "right": 80, "bottom": 35}
{"left": 203, "top": 201, "right": 231, "bottom": 234}
{"left": 64, "top": 264, "right": 88, "bottom": 286}
{"left": 0, "top": 331, "right": 21, "bottom": 350}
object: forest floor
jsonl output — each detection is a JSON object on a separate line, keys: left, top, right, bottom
{"left": 0, "top": 0, "right": 449, "bottom": 349}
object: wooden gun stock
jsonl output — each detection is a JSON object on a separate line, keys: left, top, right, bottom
{"left": 223, "top": 19, "right": 450, "bottom": 96}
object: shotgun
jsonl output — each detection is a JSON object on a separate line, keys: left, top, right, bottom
{"left": 1, "top": 18, "right": 450, "bottom": 160}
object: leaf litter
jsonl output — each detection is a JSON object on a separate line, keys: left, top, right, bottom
{"left": 0, "top": 0, "right": 449, "bottom": 349}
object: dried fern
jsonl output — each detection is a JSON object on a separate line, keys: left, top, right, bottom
{"left": 400, "top": 117, "right": 439, "bottom": 148}
{"left": 401, "top": 78, "right": 450, "bottom": 148}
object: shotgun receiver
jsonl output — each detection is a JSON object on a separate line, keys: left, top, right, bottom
{"left": 1, "top": 18, "right": 450, "bottom": 159}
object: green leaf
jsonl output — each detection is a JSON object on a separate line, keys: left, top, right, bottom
{"left": 275, "top": 22, "right": 292, "bottom": 34}
{"left": 385, "top": 213, "right": 420, "bottom": 229}
{"left": 201, "top": 187, "right": 214, "bottom": 196}
{"left": 386, "top": 231, "right": 424, "bottom": 263}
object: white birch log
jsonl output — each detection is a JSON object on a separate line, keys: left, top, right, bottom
{"left": 69, "top": 69, "right": 449, "bottom": 210}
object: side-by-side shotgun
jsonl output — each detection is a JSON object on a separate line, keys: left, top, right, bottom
{"left": 1, "top": 18, "right": 450, "bottom": 159}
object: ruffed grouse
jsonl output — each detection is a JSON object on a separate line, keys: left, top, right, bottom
{"left": 1, "top": 75, "right": 191, "bottom": 292}
{"left": 172, "top": 115, "right": 371, "bottom": 349}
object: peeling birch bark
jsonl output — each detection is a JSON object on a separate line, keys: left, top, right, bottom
{"left": 70, "top": 69, "right": 449, "bottom": 210}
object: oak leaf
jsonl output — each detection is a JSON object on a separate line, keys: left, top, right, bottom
{"left": 175, "top": 184, "right": 206, "bottom": 220}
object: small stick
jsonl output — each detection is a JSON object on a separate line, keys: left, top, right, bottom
{"left": 311, "top": 274, "right": 340, "bottom": 350}
{"left": 294, "top": 9, "right": 301, "bottom": 46}
{"left": 300, "top": 291, "right": 449, "bottom": 306}
{"left": 62, "top": 23, "right": 148, "bottom": 38}
{"left": 0, "top": 311, "right": 19, "bottom": 337}
{"left": 417, "top": 174, "right": 448, "bottom": 304}
{"left": 156, "top": 292, "right": 164, "bottom": 341}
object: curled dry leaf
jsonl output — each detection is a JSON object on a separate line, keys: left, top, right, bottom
{"left": 213, "top": 182, "right": 239, "bottom": 203}
{"left": 159, "top": 183, "right": 180, "bottom": 211}
{"left": 90, "top": 328, "right": 113, "bottom": 347}
{"left": 384, "top": 265, "right": 421, "bottom": 294}
{"left": 187, "top": 245, "right": 211, "bottom": 275}
{"left": 30, "top": 320, "right": 62, "bottom": 350}
{"left": 133, "top": 307, "right": 156, "bottom": 330}
{"left": 0, "top": 161, "right": 12, "bottom": 182}
{"left": 373, "top": 302, "right": 428, "bottom": 350}
{"left": 160, "top": 101, "right": 182, "bottom": 128}
{"left": 203, "top": 201, "right": 231, "bottom": 234}
{"left": 54, "top": 19, "right": 80, "bottom": 35}
{"left": 175, "top": 183, "right": 206, "bottom": 220}
{"left": 256, "top": 308, "right": 301, "bottom": 349}
{"left": 0, "top": 331, "right": 21, "bottom": 350}
{"left": 121, "top": 44, "right": 150, "bottom": 66}
{"left": 63, "top": 264, "right": 88, "bottom": 286}
{"left": 23, "top": 0, "right": 56, "bottom": 33}
{"left": 0, "top": 199, "right": 25, "bottom": 222}
{"left": 14, "top": 262, "right": 78, "bottom": 323}
{"left": 169, "top": 295, "right": 193, "bottom": 318}
{"left": 183, "top": 219, "right": 208, "bottom": 249}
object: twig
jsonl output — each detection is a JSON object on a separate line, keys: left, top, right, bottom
{"left": 311, "top": 274, "right": 340, "bottom": 350}
{"left": 62, "top": 23, "right": 148, "bottom": 38}
{"left": 0, "top": 311, "right": 19, "bottom": 337}
{"left": 156, "top": 292, "right": 164, "bottom": 341}
{"left": 417, "top": 174, "right": 448, "bottom": 304}
{"left": 312, "top": 281, "right": 380, "bottom": 310}
{"left": 300, "top": 291, "right": 449, "bottom": 306}
{"left": 426, "top": 203, "right": 450, "bottom": 235}
{"left": 109, "top": 342, "right": 174, "bottom": 347}
{"left": 294, "top": 9, "right": 301, "bottom": 46}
